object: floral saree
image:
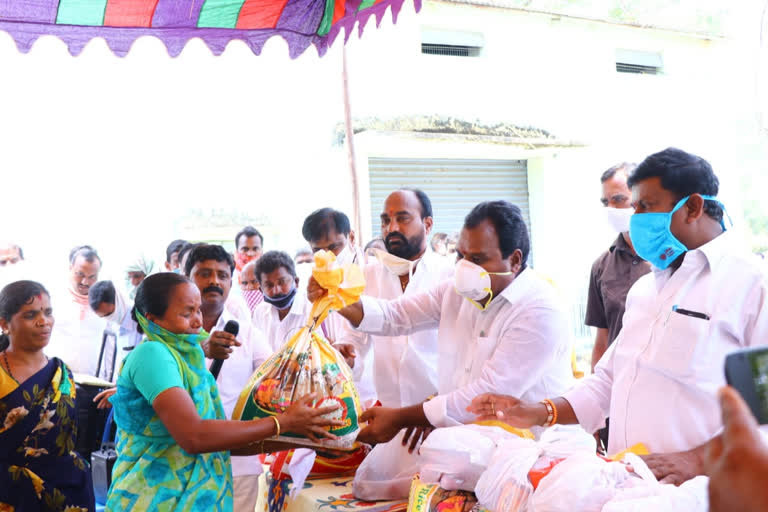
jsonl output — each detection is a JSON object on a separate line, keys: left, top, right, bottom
{"left": 0, "top": 357, "right": 95, "bottom": 511}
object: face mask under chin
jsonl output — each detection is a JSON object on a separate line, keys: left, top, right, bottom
{"left": 264, "top": 287, "right": 297, "bottom": 310}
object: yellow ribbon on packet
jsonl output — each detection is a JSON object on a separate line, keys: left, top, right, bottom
{"left": 609, "top": 443, "right": 650, "bottom": 461}
{"left": 473, "top": 419, "right": 535, "bottom": 439}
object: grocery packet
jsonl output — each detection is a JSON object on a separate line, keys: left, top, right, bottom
{"left": 232, "top": 250, "right": 365, "bottom": 450}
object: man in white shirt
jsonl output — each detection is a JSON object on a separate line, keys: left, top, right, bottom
{"left": 334, "top": 190, "right": 454, "bottom": 409}
{"left": 88, "top": 280, "right": 142, "bottom": 382}
{"left": 47, "top": 245, "right": 108, "bottom": 377}
{"left": 309, "top": 200, "right": 574, "bottom": 445}
{"left": 300, "top": 207, "right": 375, "bottom": 404}
{"left": 0, "top": 243, "right": 29, "bottom": 289}
{"left": 252, "top": 251, "right": 312, "bottom": 352}
{"left": 184, "top": 244, "right": 273, "bottom": 512}
{"left": 238, "top": 260, "right": 263, "bottom": 315}
{"left": 468, "top": 148, "right": 768, "bottom": 485}
{"left": 232, "top": 226, "right": 264, "bottom": 292}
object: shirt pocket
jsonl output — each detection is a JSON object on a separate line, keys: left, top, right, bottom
{"left": 652, "top": 310, "right": 711, "bottom": 378}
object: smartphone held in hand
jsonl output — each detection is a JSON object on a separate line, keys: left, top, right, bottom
{"left": 725, "top": 346, "right": 768, "bottom": 424}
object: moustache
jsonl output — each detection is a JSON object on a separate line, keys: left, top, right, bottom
{"left": 385, "top": 233, "right": 408, "bottom": 245}
{"left": 202, "top": 285, "right": 224, "bottom": 295}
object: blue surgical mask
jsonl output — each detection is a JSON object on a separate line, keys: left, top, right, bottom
{"left": 263, "top": 287, "right": 297, "bottom": 310}
{"left": 629, "top": 194, "right": 725, "bottom": 270}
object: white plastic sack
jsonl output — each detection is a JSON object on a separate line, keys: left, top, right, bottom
{"left": 537, "top": 424, "right": 597, "bottom": 458}
{"left": 532, "top": 452, "right": 639, "bottom": 512}
{"left": 353, "top": 430, "right": 420, "bottom": 500}
{"left": 475, "top": 437, "right": 542, "bottom": 512}
{"left": 602, "top": 475, "right": 709, "bottom": 512}
{"left": 419, "top": 424, "right": 520, "bottom": 491}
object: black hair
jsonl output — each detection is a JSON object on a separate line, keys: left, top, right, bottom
{"left": 177, "top": 242, "right": 201, "bottom": 267}
{"left": 88, "top": 280, "right": 116, "bottom": 311}
{"left": 464, "top": 201, "right": 530, "bottom": 267}
{"left": 254, "top": 251, "right": 296, "bottom": 283}
{"left": 600, "top": 162, "right": 637, "bottom": 183}
{"left": 0, "top": 280, "right": 49, "bottom": 351}
{"left": 302, "top": 208, "right": 351, "bottom": 243}
{"left": 183, "top": 244, "right": 235, "bottom": 277}
{"left": 399, "top": 188, "right": 433, "bottom": 219}
{"left": 166, "top": 239, "right": 187, "bottom": 263}
{"left": 69, "top": 245, "right": 102, "bottom": 266}
{"left": 627, "top": 147, "right": 723, "bottom": 222}
{"left": 131, "top": 272, "right": 190, "bottom": 334}
{"left": 235, "top": 226, "right": 264, "bottom": 250}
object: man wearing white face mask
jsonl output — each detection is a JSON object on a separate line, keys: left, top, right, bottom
{"left": 336, "top": 189, "right": 453, "bottom": 411}
{"left": 308, "top": 200, "right": 574, "bottom": 499}
{"left": 301, "top": 208, "right": 376, "bottom": 404}
{"left": 587, "top": 162, "right": 651, "bottom": 373}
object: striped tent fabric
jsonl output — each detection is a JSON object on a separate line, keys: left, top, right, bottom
{"left": 0, "top": 0, "right": 420, "bottom": 58}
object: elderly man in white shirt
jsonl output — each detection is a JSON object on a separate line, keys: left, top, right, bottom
{"left": 469, "top": 147, "right": 768, "bottom": 486}
{"left": 252, "top": 251, "right": 313, "bottom": 353}
{"left": 184, "top": 244, "right": 273, "bottom": 512}
{"left": 46, "top": 245, "right": 108, "bottom": 377}
{"left": 308, "top": 200, "right": 574, "bottom": 449}
{"left": 332, "top": 190, "right": 454, "bottom": 409}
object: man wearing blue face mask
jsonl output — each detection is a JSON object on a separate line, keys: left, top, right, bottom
{"left": 308, "top": 200, "right": 575, "bottom": 500}
{"left": 468, "top": 147, "right": 768, "bottom": 486}
{"left": 252, "top": 251, "right": 312, "bottom": 353}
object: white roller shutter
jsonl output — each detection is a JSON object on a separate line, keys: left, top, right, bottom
{"left": 368, "top": 157, "right": 531, "bottom": 244}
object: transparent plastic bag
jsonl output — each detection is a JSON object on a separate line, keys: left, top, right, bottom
{"left": 232, "top": 250, "right": 366, "bottom": 450}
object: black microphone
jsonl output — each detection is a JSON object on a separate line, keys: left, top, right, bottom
{"left": 209, "top": 320, "right": 239, "bottom": 380}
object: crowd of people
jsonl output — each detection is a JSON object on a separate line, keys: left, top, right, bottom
{"left": 1, "top": 147, "right": 768, "bottom": 511}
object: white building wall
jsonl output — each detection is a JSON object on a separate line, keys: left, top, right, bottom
{"left": 0, "top": 1, "right": 762, "bottom": 313}
{"left": 344, "top": 0, "right": 761, "bottom": 313}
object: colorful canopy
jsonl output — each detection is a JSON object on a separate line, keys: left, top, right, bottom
{"left": 0, "top": 0, "right": 420, "bottom": 58}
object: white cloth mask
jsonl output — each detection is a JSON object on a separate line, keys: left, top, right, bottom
{"left": 371, "top": 248, "right": 419, "bottom": 278}
{"left": 603, "top": 207, "right": 634, "bottom": 233}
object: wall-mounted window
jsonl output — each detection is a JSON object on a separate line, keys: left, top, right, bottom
{"left": 421, "top": 29, "right": 484, "bottom": 57}
{"left": 615, "top": 49, "right": 663, "bottom": 75}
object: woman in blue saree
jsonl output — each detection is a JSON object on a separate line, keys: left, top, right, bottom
{"left": 0, "top": 280, "right": 94, "bottom": 511}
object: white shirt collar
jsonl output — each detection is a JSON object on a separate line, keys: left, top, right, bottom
{"left": 652, "top": 229, "right": 732, "bottom": 277}
{"left": 213, "top": 303, "right": 235, "bottom": 330}
{"left": 270, "top": 289, "right": 307, "bottom": 319}
{"left": 497, "top": 267, "right": 537, "bottom": 306}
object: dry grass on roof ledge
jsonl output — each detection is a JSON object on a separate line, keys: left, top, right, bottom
{"left": 334, "top": 115, "right": 560, "bottom": 145}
